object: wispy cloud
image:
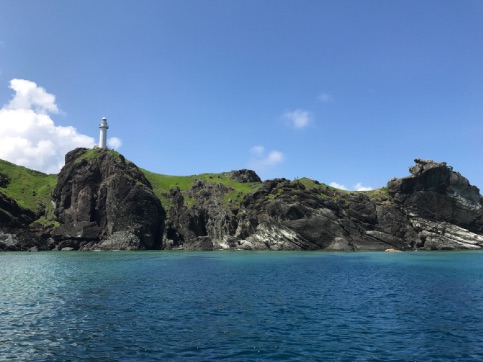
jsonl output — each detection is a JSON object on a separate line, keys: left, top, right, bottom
{"left": 330, "top": 181, "right": 373, "bottom": 191}
{"left": 0, "top": 79, "right": 122, "bottom": 173}
{"left": 283, "top": 109, "right": 312, "bottom": 129}
{"left": 317, "top": 92, "right": 334, "bottom": 103}
{"left": 248, "top": 145, "right": 284, "bottom": 173}
{"left": 108, "top": 137, "right": 122, "bottom": 150}
{"left": 250, "top": 145, "right": 265, "bottom": 156}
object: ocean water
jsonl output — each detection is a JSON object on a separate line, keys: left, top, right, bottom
{"left": 1, "top": 251, "right": 483, "bottom": 361}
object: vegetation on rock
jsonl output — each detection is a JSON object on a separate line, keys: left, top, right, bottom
{"left": 0, "top": 151, "right": 482, "bottom": 252}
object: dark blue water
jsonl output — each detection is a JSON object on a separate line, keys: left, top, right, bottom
{"left": 1, "top": 251, "right": 483, "bottom": 361}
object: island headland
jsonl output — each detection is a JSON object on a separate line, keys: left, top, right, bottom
{"left": 1, "top": 148, "right": 483, "bottom": 251}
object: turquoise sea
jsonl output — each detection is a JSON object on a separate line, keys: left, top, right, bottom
{"left": 1, "top": 251, "right": 483, "bottom": 361}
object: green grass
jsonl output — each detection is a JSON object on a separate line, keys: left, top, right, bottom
{"left": 142, "top": 169, "right": 261, "bottom": 212}
{"left": 75, "top": 148, "right": 123, "bottom": 163}
{"left": 0, "top": 159, "right": 57, "bottom": 220}
{"left": 360, "top": 187, "right": 389, "bottom": 199}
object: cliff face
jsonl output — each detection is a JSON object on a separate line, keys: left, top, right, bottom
{"left": 1, "top": 151, "right": 483, "bottom": 251}
{"left": 163, "top": 159, "right": 483, "bottom": 251}
{"left": 387, "top": 159, "right": 483, "bottom": 249}
{"left": 0, "top": 192, "right": 43, "bottom": 251}
{"left": 50, "top": 148, "right": 165, "bottom": 250}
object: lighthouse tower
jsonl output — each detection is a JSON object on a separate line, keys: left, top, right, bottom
{"left": 99, "top": 117, "right": 109, "bottom": 148}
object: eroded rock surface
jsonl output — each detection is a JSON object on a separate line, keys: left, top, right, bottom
{"left": 51, "top": 148, "right": 165, "bottom": 250}
{"left": 164, "top": 159, "right": 483, "bottom": 251}
{"left": 2, "top": 151, "right": 483, "bottom": 252}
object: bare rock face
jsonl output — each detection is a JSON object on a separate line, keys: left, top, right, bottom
{"left": 388, "top": 158, "right": 483, "bottom": 249}
{"left": 3, "top": 152, "right": 483, "bottom": 252}
{"left": 224, "top": 169, "right": 262, "bottom": 183}
{"left": 51, "top": 148, "right": 165, "bottom": 250}
{"left": 164, "top": 159, "right": 483, "bottom": 251}
{"left": 0, "top": 192, "right": 46, "bottom": 251}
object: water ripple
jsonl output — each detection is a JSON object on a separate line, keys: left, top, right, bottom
{"left": 0, "top": 251, "right": 483, "bottom": 360}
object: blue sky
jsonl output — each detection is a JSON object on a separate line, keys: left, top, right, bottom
{"left": 0, "top": 1, "right": 482, "bottom": 190}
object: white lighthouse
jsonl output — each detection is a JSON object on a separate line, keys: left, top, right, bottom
{"left": 99, "top": 117, "right": 109, "bottom": 149}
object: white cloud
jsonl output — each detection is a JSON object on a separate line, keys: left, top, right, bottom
{"left": 354, "top": 183, "right": 373, "bottom": 191}
{"left": 108, "top": 137, "right": 122, "bottom": 150}
{"left": 317, "top": 92, "right": 334, "bottom": 103}
{"left": 250, "top": 145, "right": 265, "bottom": 155}
{"left": 330, "top": 182, "right": 348, "bottom": 190}
{"left": 0, "top": 79, "right": 97, "bottom": 173}
{"left": 6, "top": 79, "right": 59, "bottom": 114}
{"left": 265, "top": 150, "right": 284, "bottom": 165}
{"left": 330, "top": 181, "right": 373, "bottom": 191}
{"left": 248, "top": 146, "right": 284, "bottom": 172}
{"left": 283, "top": 109, "right": 312, "bottom": 129}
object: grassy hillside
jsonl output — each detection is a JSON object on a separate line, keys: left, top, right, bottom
{"left": 0, "top": 159, "right": 57, "bottom": 224}
{"left": 142, "top": 169, "right": 261, "bottom": 211}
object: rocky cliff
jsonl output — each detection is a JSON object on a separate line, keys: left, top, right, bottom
{"left": 162, "top": 159, "right": 483, "bottom": 251}
{"left": 1, "top": 151, "right": 483, "bottom": 251}
{"left": 50, "top": 148, "right": 165, "bottom": 250}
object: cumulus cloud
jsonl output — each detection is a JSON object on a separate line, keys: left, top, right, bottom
{"left": 330, "top": 181, "right": 373, "bottom": 191}
{"left": 107, "top": 137, "right": 122, "bottom": 150}
{"left": 329, "top": 182, "right": 348, "bottom": 190}
{"left": 0, "top": 79, "right": 103, "bottom": 173}
{"left": 317, "top": 92, "right": 334, "bottom": 103}
{"left": 283, "top": 109, "right": 312, "bottom": 129}
{"left": 248, "top": 145, "right": 284, "bottom": 172}
{"left": 354, "top": 183, "right": 373, "bottom": 191}
{"left": 6, "top": 79, "right": 59, "bottom": 114}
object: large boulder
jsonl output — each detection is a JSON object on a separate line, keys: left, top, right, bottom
{"left": 51, "top": 148, "right": 165, "bottom": 250}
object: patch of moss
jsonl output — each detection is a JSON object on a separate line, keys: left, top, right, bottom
{"left": 75, "top": 148, "right": 124, "bottom": 164}
{"left": 75, "top": 148, "right": 103, "bottom": 163}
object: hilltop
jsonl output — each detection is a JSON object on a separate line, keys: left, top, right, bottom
{"left": 1, "top": 148, "right": 483, "bottom": 251}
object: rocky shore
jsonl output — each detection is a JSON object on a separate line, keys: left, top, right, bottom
{"left": 1, "top": 149, "right": 483, "bottom": 251}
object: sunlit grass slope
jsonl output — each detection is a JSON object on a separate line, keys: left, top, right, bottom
{"left": 0, "top": 159, "right": 57, "bottom": 222}
{"left": 142, "top": 169, "right": 261, "bottom": 211}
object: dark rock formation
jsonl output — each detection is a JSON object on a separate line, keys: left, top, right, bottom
{"left": 163, "top": 159, "right": 483, "bottom": 251}
{"left": 387, "top": 158, "right": 483, "bottom": 249}
{"left": 2, "top": 150, "right": 483, "bottom": 252}
{"left": 224, "top": 169, "right": 262, "bottom": 183}
{"left": 51, "top": 148, "right": 165, "bottom": 250}
{"left": 0, "top": 192, "right": 46, "bottom": 251}
{"left": 0, "top": 173, "right": 10, "bottom": 188}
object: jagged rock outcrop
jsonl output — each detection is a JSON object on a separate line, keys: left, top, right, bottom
{"left": 0, "top": 192, "right": 47, "bottom": 251}
{"left": 224, "top": 169, "right": 262, "bottom": 183}
{"left": 164, "top": 180, "right": 238, "bottom": 250}
{"left": 387, "top": 158, "right": 483, "bottom": 249}
{"left": 1, "top": 150, "right": 482, "bottom": 252}
{"left": 164, "top": 159, "right": 483, "bottom": 251}
{"left": 51, "top": 148, "right": 165, "bottom": 250}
